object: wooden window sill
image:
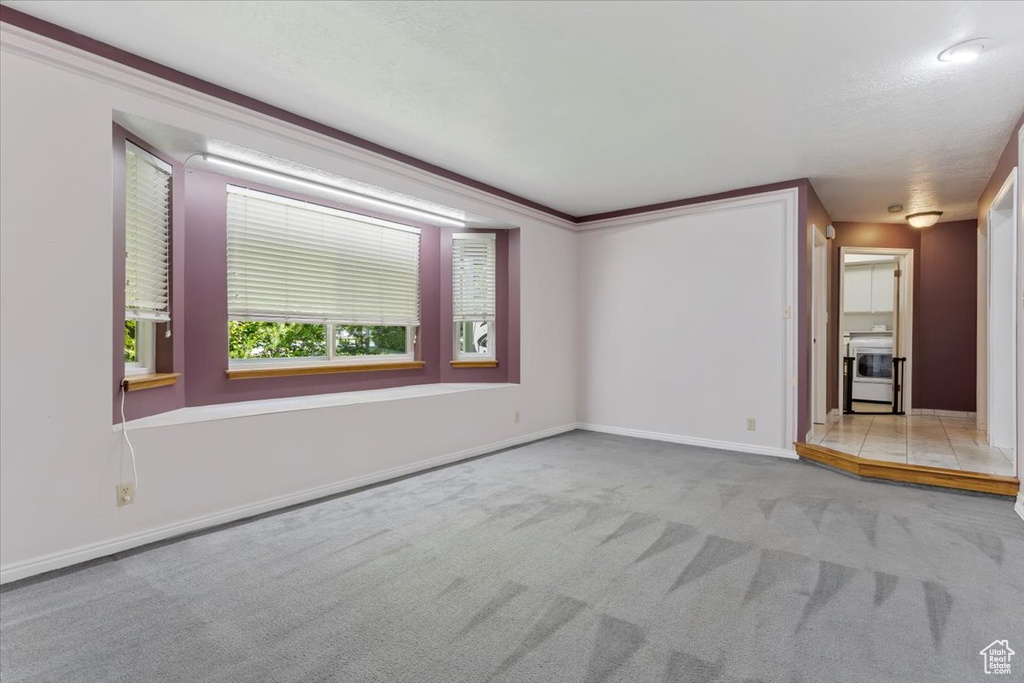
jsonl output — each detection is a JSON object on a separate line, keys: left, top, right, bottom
{"left": 123, "top": 373, "right": 181, "bottom": 392}
{"left": 227, "top": 360, "right": 425, "bottom": 380}
{"left": 450, "top": 360, "right": 499, "bottom": 368}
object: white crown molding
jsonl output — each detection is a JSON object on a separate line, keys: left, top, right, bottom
{"left": 573, "top": 187, "right": 801, "bottom": 232}
{"left": 0, "top": 422, "right": 579, "bottom": 585}
{"left": 0, "top": 24, "right": 578, "bottom": 233}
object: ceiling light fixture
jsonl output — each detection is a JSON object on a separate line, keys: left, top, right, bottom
{"left": 937, "top": 38, "right": 990, "bottom": 63}
{"left": 906, "top": 211, "right": 942, "bottom": 228}
{"left": 201, "top": 154, "right": 466, "bottom": 228}
{"left": 887, "top": 204, "right": 904, "bottom": 214}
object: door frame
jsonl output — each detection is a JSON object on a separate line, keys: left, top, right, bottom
{"left": 811, "top": 225, "right": 828, "bottom": 425}
{"left": 986, "top": 168, "right": 1018, "bottom": 451}
{"left": 837, "top": 246, "right": 914, "bottom": 413}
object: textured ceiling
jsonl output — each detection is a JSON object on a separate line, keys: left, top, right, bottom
{"left": 4, "top": 0, "right": 1023, "bottom": 222}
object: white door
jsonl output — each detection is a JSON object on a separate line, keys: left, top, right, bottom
{"left": 812, "top": 227, "right": 828, "bottom": 424}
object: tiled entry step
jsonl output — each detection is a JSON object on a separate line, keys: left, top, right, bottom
{"left": 795, "top": 442, "right": 1019, "bottom": 497}
{"left": 807, "top": 414, "right": 1015, "bottom": 476}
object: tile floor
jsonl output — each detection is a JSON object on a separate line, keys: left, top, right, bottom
{"left": 808, "top": 413, "right": 1017, "bottom": 476}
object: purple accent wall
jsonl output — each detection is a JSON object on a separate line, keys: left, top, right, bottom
{"left": 803, "top": 183, "right": 832, "bottom": 435}
{"left": 506, "top": 229, "right": 522, "bottom": 385}
{"left": 828, "top": 220, "right": 978, "bottom": 413}
{"left": 438, "top": 229, "right": 512, "bottom": 384}
{"left": 182, "top": 169, "right": 444, "bottom": 406}
{"left": 918, "top": 221, "right": 978, "bottom": 412}
{"left": 113, "top": 125, "right": 186, "bottom": 423}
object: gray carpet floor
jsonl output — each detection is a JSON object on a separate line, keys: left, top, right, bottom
{"left": 1, "top": 430, "right": 1022, "bottom": 682}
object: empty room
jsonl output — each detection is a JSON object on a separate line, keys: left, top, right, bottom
{"left": 1, "top": 2, "right": 1022, "bottom": 682}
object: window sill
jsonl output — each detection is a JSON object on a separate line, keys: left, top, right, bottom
{"left": 226, "top": 360, "right": 425, "bottom": 380}
{"left": 114, "top": 382, "right": 515, "bottom": 431}
{"left": 450, "top": 360, "right": 499, "bottom": 368}
{"left": 123, "top": 373, "right": 181, "bottom": 392}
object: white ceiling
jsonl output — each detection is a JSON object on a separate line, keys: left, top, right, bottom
{"left": 5, "top": 0, "right": 1024, "bottom": 222}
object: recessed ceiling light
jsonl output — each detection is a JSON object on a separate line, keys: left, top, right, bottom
{"left": 938, "top": 38, "right": 990, "bottom": 63}
{"left": 887, "top": 204, "right": 904, "bottom": 214}
{"left": 906, "top": 211, "right": 943, "bottom": 228}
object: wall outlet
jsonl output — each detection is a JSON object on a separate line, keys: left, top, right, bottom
{"left": 746, "top": 417, "right": 756, "bottom": 431}
{"left": 116, "top": 482, "right": 135, "bottom": 507}
{"left": 514, "top": 410, "right": 520, "bottom": 424}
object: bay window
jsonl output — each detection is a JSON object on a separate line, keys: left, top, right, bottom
{"left": 225, "top": 186, "right": 420, "bottom": 370}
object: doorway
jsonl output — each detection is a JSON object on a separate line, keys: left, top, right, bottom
{"left": 986, "top": 169, "right": 1018, "bottom": 452}
{"left": 837, "top": 247, "right": 913, "bottom": 414}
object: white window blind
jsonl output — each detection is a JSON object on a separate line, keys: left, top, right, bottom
{"left": 452, "top": 233, "right": 497, "bottom": 322}
{"left": 124, "top": 143, "right": 172, "bottom": 322}
{"left": 227, "top": 186, "right": 421, "bottom": 326}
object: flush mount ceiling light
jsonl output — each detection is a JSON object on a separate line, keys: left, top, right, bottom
{"left": 201, "top": 154, "right": 466, "bottom": 228}
{"left": 906, "top": 211, "right": 943, "bottom": 228}
{"left": 938, "top": 38, "right": 990, "bottom": 63}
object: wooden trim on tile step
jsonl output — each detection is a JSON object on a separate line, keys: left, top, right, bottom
{"left": 449, "top": 360, "right": 499, "bottom": 368}
{"left": 123, "top": 373, "right": 181, "bottom": 392}
{"left": 227, "top": 361, "right": 425, "bottom": 380}
{"left": 795, "top": 442, "right": 1019, "bottom": 497}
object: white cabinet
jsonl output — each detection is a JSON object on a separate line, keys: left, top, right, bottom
{"left": 870, "top": 261, "right": 895, "bottom": 312}
{"left": 844, "top": 262, "right": 894, "bottom": 313}
{"left": 844, "top": 264, "right": 873, "bottom": 312}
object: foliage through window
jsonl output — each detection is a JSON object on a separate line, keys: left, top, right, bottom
{"left": 229, "top": 322, "right": 412, "bottom": 362}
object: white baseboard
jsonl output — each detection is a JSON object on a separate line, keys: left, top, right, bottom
{"left": 1015, "top": 494, "right": 1024, "bottom": 524}
{"left": 576, "top": 423, "right": 798, "bottom": 460}
{"left": 0, "top": 423, "right": 577, "bottom": 585}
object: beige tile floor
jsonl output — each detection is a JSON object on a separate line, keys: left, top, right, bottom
{"left": 808, "top": 414, "right": 1017, "bottom": 476}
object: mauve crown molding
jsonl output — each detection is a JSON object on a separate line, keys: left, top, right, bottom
{"left": 0, "top": 5, "right": 576, "bottom": 224}
{"left": 0, "top": 7, "right": 825, "bottom": 226}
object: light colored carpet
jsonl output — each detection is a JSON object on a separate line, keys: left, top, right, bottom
{"left": 1, "top": 430, "right": 1022, "bottom": 682}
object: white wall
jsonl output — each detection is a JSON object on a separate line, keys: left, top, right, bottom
{"left": 0, "top": 32, "right": 577, "bottom": 581}
{"left": 577, "top": 193, "right": 797, "bottom": 455}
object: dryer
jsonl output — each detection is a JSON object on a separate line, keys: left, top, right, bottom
{"left": 849, "top": 336, "right": 893, "bottom": 403}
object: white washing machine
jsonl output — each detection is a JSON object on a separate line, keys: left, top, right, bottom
{"left": 849, "top": 336, "right": 893, "bottom": 403}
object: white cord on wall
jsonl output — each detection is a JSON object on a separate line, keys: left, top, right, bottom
{"left": 120, "top": 383, "right": 139, "bottom": 491}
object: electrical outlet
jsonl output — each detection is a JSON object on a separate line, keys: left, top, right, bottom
{"left": 514, "top": 410, "right": 520, "bottom": 424}
{"left": 746, "top": 417, "right": 756, "bottom": 431}
{"left": 116, "top": 482, "right": 135, "bottom": 507}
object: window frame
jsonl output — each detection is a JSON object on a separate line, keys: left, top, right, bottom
{"left": 453, "top": 319, "right": 496, "bottom": 362}
{"left": 124, "top": 320, "right": 157, "bottom": 376}
{"left": 121, "top": 138, "right": 173, "bottom": 380}
{"left": 451, "top": 232, "right": 498, "bottom": 363}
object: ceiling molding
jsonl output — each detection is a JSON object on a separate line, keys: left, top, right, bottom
{"left": 0, "top": 4, "right": 577, "bottom": 224}
{"left": 0, "top": 6, "right": 830, "bottom": 229}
